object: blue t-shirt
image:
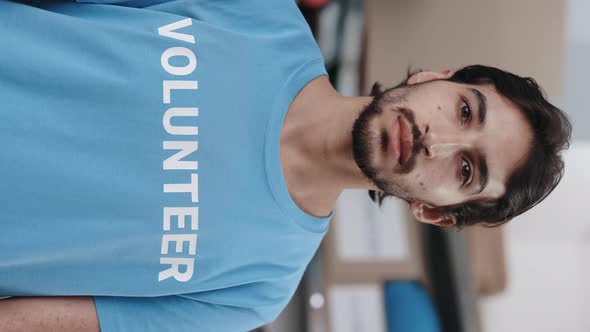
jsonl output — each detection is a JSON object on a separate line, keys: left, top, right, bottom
{"left": 0, "top": 0, "right": 332, "bottom": 331}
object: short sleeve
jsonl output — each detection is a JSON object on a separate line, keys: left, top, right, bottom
{"left": 74, "top": 0, "right": 176, "bottom": 7}
{"left": 93, "top": 295, "right": 268, "bottom": 332}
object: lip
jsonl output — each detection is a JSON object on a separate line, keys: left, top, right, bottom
{"left": 398, "top": 117, "right": 412, "bottom": 164}
{"left": 388, "top": 117, "right": 402, "bottom": 162}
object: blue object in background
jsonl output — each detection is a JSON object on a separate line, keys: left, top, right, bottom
{"left": 383, "top": 281, "right": 442, "bottom": 332}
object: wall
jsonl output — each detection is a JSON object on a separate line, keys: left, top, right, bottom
{"left": 479, "top": 1, "right": 590, "bottom": 329}
{"left": 364, "top": 0, "right": 566, "bottom": 97}
{"left": 479, "top": 142, "right": 590, "bottom": 332}
{"left": 558, "top": 0, "right": 590, "bottom": 140}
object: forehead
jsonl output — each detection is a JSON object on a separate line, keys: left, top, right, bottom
{"left": 465, "top": 83, "right": 533, "bottom": 200}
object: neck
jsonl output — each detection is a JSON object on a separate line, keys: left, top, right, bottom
{"left": 280, "top": 76, "right": 378, "bottom": 217}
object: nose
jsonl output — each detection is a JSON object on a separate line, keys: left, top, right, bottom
{"left": 421, "top": 129, "right": 472, "bottom": 159}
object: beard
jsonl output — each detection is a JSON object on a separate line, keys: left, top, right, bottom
{"left": 351, "top": 85, "right": 423, "bottom": 201}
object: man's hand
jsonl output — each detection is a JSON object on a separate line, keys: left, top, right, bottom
{"left": 0, "top": 296, "right": 100, "bottom": 332}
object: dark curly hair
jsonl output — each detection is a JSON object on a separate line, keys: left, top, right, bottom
{"left": 368, "top": 65, "right": 572, "bottom": 228}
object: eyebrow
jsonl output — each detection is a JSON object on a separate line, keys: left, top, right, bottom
{"left": 473, "top": 155, "right": 489, "bottom": 195}
{"left": 468, "top": 88, "right": 488, "bottom": 195}
{"left": 469, "top": 88, "right": 487, "bottom": 126}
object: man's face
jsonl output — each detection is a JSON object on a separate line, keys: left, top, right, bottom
{"left": 352, "top": 73, "right": 533, "bottom": 214}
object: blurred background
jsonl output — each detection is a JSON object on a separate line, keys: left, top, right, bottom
{"left": 253, "top": 0, "right": 589, "bottom": 331}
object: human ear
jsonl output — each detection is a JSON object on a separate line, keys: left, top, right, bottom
{"left": 409, "top": 201, "right": 457, "bottom": 227}
{"left": 407, "top": 69, "right": 454, "bottom": 85}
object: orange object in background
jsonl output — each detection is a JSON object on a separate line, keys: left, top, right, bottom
{"left": 301, "top": 0, "right": 331, "bottom": 9}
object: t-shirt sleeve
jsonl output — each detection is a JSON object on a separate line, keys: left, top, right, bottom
{"left": 93, "top": 295, "right": 268, "bottom": 332}
{"left": 74, "top": 0, "right": 176, "bottom": 6}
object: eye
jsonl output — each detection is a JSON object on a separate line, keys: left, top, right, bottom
{"left": 460, "top": 99, "right": 472, "bottom": 125}
{"left": 460, "top": 158, "right": 472, "bottom": 186}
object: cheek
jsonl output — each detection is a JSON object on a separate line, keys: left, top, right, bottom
{"left": 411, "top": 160, "right": 461, "bottom": 204}
{"left": 428, "top": 187, "right": 469, "bottom": 206}
{"left": 415, "top": 160, "right": 449, "bottom": 186}
{"left": 413, "top": 173, "right": 426, "bottom": 191}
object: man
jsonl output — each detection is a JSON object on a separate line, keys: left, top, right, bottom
{"left": 0, "top": 0, "right": 571, "bottom": 331}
